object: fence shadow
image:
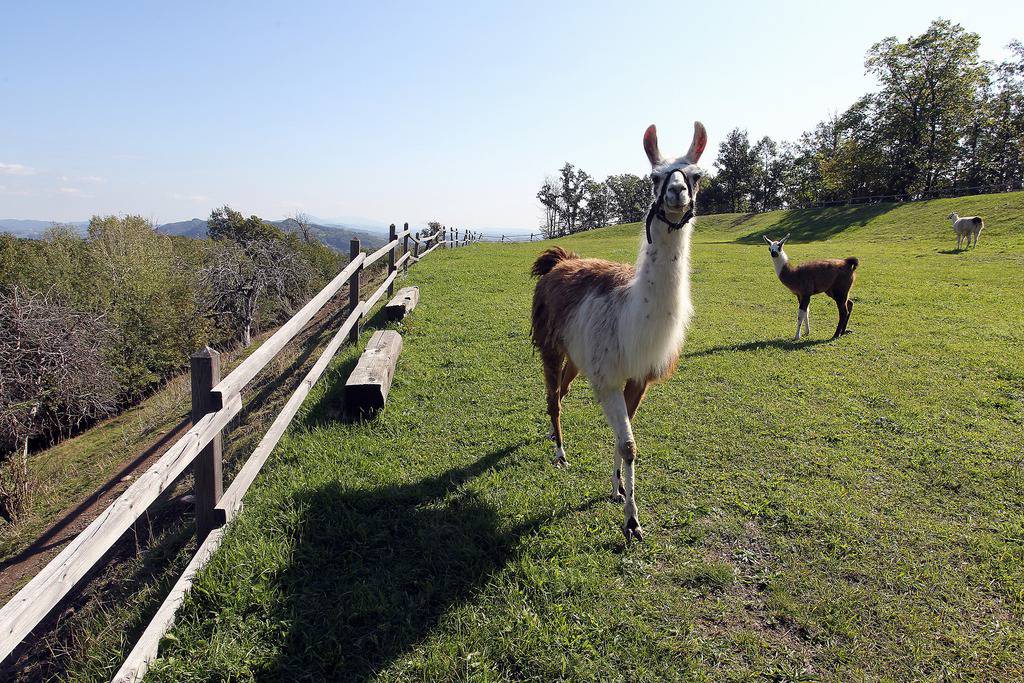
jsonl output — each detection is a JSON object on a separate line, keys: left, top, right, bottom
{"left": 260, "top": 441, "right": 594, "bottom": 681}
{"left": 735, "top": 203, "right": 898, "bottom": 244}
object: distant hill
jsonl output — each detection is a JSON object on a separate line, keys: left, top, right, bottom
{"left": 269, "top": 218, "right": 388, "bottom": 251}
{"left": 1, "top": 217, "right": 388, "bottom": 252}
{"left": 157, "top": 218, "right": 208, "bottom": 238}
{"left": 155, "top": 218, "right": 388, "bottom": 251}
{"left": 0, "top": 219, "right": 88, "bottom": 237}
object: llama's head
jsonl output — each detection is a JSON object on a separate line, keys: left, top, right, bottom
{"left": 948, "top": 212, "right": 959, "bottom": 221}
{"left": 763, "top": 234, "right": 790, "bottom": 259}
{"left": 643, "top": 122, "right": 707, "bottom": 242}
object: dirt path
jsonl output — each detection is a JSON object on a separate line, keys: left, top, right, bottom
{"left": 0, "top": 416, "right": 192, "bottom": 601}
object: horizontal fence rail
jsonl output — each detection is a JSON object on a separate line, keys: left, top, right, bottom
{"left": 0, "top": 393, "right": 242, "bottom": 661}
{"left": 477, "top": 233, "right": 537, "bottom": 243}
{"left": 0, "top": 222, "right": 477, "bottom": 678}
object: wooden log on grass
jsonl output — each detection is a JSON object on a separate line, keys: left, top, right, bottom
{"left": 345, "top": 330, "right": 403, "bottom": 414}
{"left": 383, "top": 286, "right": 419, "bottom": 321}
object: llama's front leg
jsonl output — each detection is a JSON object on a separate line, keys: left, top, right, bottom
{"left": 599, "top": 390, "right": 641, "bottom": 541}
{"left": 795, "top": 295, "right": 810, "bottom": 340}
{"left": 610, "top": 447, "right": 624, "bottom": 503}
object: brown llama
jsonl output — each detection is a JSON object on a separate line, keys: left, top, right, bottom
{"left": 531, "top": 121, "right": 707, "bottom": 541}
{"left": 763, "top": 234, "right": 859, "bottom": 340}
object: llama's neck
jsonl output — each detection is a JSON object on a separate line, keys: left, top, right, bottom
{"left": 771, "top": 251, "right": 789, "bottom": 278}
{"left": 603, "top": 216, "right": 694, "bottom": 381}
{"left": 632, "top": 219, "right": 693, "bottom": 320}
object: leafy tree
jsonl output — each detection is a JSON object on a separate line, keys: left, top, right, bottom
{"left": 580, "top": 180, "right": 612, "bottom": 231}
{"left": 557, "top": 163, "right": 590, "bottom": 234}
{"left": 970, "top": 41, "right": 1024, "bottom": 189}
{"left": 208, "top": 205, "right": 283, "bottom": 243}
{"left": 751, "top": 137, "right": 788, "bottom": 211}
{"left": 537, "top": 177, "right": 562, "bottom": 238}
{"left": 695, "top": 174, "right": 732, "bottom": 214}
{"left": 605, "top": 173, "right": 651, "bottom": 224}
{"left": 714, "top": 128, "right": 757, "bottom": 212}
{"left": 865, "top": 19, "right": 988, "bottom": 196}
{"left": 88, "top": 215, "right": 208, "bottom": 398}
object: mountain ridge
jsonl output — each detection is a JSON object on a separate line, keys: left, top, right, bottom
{"left": 0, "top": 217, "right": 389, "bottom": 251}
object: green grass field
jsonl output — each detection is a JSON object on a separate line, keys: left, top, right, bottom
{"left": 145, "top": 193, "right": 1024, "bottom": 682}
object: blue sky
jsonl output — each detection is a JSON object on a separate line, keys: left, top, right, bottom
{"left": 1, "top": 1, "right": 1021, "bottom": 231}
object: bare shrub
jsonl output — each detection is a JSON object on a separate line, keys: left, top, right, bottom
{"left": 0, "top": 287, "right": 118, "bottom": 520}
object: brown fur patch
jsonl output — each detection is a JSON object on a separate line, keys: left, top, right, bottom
{"left": 531, "top": 246, "right": 578, "bottom": 278}
{"left": 531, "top": 256, "right": 635, "bottom": 354}
{"left": 779, "top": 258, "right": 857, "bottom": 301}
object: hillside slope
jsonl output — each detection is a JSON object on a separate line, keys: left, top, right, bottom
{"left": 112, "top": 193, "right": 1024, "bottom": 681}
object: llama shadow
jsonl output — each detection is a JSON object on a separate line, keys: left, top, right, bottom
{"left": 736, "top": 203, "right": 897, "bottom": 244}
{"left": 257, "top": 441, "right": 595, "bottom": 681}
{"left": 686, "top": 336, "right": 834, "bottom": 359}
{"left": 937, "top": 248, "right": 967, "bottom": 255}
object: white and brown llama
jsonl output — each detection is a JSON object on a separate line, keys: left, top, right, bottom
{"left": 531, "top": 121, "right": 706, "bottom": 541}
{"left": 763, "top": 234, "right": 858, "bottom": 340}
{"left": 948, "top": 212, "right": 983, "bottom": 250}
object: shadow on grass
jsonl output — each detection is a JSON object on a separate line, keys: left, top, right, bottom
{"left": 686, "top": 336, "right": 834, "bottom": 359}
{"left": 937, "top": 248, "right": 967, "bottom": 255}
{"left": 261, "top": 440, "right": 594, "bottom": 681}
{"left": 736, "top": 203, "right": 898, "bottom": 244}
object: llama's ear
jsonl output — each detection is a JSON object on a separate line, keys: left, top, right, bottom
{"left": 643, "top": 124, "right": 662, "bottom": 166}
{"left": 780, "top": 233, "right": 791, "bottom": 244}
{"left": 763, "top": 235, "right": 773, "bottom": 244}
{"left": 685, "top": 121, "right": 708, "bottom": 164}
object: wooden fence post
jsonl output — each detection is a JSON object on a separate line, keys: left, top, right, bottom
{"left": 402, "top": 222, "right": 410, "bottom": 272}
{"left": 387, "top": 224, "right": 397, "bottom": 296}
{"left": 442, "top": 226, "right": 447, "bottom": 249}
{"left": 348, "top": 238, "right": 361, "bottom": 342}
{"left": 413, "top": 231, "right": 420, "bottom": 261}
{"left": 190, "top": 347, "right": 222, "bottom": 539}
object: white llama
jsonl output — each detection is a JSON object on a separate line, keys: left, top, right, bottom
{"left": 530, "top": 121, "right": 706, "bottom": 541}
{"left": 948, "top": 212, "right": 983, "bottom": 250}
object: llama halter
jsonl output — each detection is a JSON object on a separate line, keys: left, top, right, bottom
{"left": 645, "top": 166, "right": 696, "bottom": 244}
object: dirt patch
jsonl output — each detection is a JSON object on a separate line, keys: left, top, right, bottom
{"left": 695, "top": 516, "right": 818, "bottom": 673}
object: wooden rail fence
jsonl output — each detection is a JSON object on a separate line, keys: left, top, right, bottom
{"left": 0, "top": 223, "right": 477, "bottom": 680}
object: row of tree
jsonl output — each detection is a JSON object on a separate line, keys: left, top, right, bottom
{"left": 537, "top": 165, "right": 651, "bottom": 238}
{"left": 0, "top": 208, "right": 345, "bottom": 518}
{"left": 539, "top": 20, "right": 1024, "bottom": 232}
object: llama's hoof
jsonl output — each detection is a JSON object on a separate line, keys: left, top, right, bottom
{"left": 552, "top": 455, "right": 570, "bottom": 468}
{"left": 610, "top": 491, "right": 625, "bottom": 503}
{"left": 623, "top": 518, "right": 644, "bottom": 543}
